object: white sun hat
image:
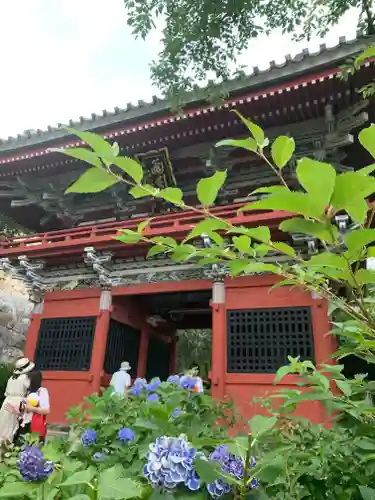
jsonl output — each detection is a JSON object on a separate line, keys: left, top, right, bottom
{"left": 120, "top": 361, "right": 131, "bottom": 371}
{"left": 14, "top": 358, "right": 35, "bottom": 375}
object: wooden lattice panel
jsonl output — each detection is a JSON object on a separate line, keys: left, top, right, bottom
{"left": 104, "top": 320, "right": 140, "bottom": 378}
{"left": 35, "top": 317, "right": 96, "bottom": 371}
{"left": 227, "top": 307, "right": 314, "bottom": 373}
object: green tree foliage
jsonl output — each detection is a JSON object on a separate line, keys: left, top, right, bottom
{"left": 123, "top": 0, "right": 375, "bottom": 98}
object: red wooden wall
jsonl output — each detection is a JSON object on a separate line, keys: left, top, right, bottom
{"left": 211, "top": 276, "right": 334, "bottom": 424}
{"left": 24, "top": 276, "right": 334, "bottom": 424}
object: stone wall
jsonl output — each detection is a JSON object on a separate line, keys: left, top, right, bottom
{"left": 0, "top": 273, "right": 32, "bottom": 362}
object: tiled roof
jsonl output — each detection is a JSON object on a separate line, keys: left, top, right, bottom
{"left": 0, "top": 34, "right": 370, "bottom": 155}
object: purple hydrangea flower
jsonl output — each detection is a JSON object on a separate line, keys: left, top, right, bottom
{"left": 118, "top": 427, "right": 135, "bottom": 443}
{"left": 93, "top": 452, "right": 106, "bottom": 462}
{"left": 147, "top": 377, "right": 161, "bottom": 392}
{"left": 144, "top": 435, "right": 201, "bottom": 490}
{"left": 207, "top": 445, "right": 258, "bottom": 498}
{"left": 18, "top": 446, "right": 54, "bottom": 481}
{"left": 147, "top": 393, "right": 160, "bottom": 404}
{"left": 171, "top": 408, "right": 183, "bottom": 419}
{"left": 180, "top": 376, "right": 197, "bottom": 390}
{"left": 167, "top": 375, "right": 180, "bottom": 384}
{"left": 81, "top": 429, "right": 97, "bottom": 447}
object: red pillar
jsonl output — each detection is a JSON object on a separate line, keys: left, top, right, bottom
{"left": 90, "top": 309, "right": 111, "bottom": 394}
{"left": 211, "top": 280, "right": 226, "bottom": 400}
{"left": 24, "top": 313, "right": 42, "bottom": 360}
{"left": 137, "top": 326, "right": 150, "bottom": 379}
{"left": 312, "top": 299, "right": 336, "bottom": 364}
{"left": 170, "top": 334, "right": 177, "bottom": 374}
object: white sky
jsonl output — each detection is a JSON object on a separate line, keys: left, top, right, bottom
{"left": 0, "top": 0, "right": 358, "bottom": 138}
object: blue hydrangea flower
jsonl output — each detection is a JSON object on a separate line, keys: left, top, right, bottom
{"left": 18, "top": 446, "right": 54, "bottom": 481}
{"left": 147, "top": 393, "right": 160, "bottom": 403}
{"left": 118, "top": 427, "right": 135, "bottom": 443}
{"left": 144, "top": 435, "right": 201, "bottom": 490}
{"left": 93, "top": 452, "right": 106, "bottom": 462}
{"left": 171, "top": 408, "right": 183, "bottom": 419}
{"left": 82, "top": 429, "right": 97, "bottom": 446}
{"left": 167, "top": 375, "right": 180, "bottom": 384}
{"left": 130, "top": 385, "right": 142, "bottom": 396}
{"left": 134, "top": 378, "right": 147, "bottom": 388}
{"left": 207, "top": 445, "right": 258, "bottom": 498}
{"left": 180, "top": 376, "right": 197, "bottom": 390}
{"left": 147, "top": 377, "right": 161, "bottom": 392}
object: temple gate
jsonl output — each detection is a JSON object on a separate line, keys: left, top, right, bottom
{"left": 0, "top": 36, "right": 372, "bottom": 423}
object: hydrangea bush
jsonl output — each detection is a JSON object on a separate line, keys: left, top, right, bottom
{"left": 0, "top": 375, "right": 255, "bottom": 499}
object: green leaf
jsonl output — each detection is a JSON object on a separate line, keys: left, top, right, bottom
{"left": 227, "top": 436, "right": 249, "bottom": 460}
{"left": 272, "top": 242, "right": 295, "bottom": 257}
{"left": 356, "top": 46, "right": 375, "bottom": 63}
{"left": 233, "top": 110, "right": 265, "bottom": 146}
{"left": 152, "top": 236, "right": 177, "bottom": 247}
{"left": 115, "top": 229, "right": 142, "bottom": 244}
{"left": 186, "top": 218, "right": 228, "bottom": 240}
{"left": 241, "top": 191, "right": 324, "bottom": 219}
{"left": 111, "top": 157, "right": 143, "bottom": 183}
{"left": 331, "top": 172, "right": 375, "bottom": 211}
{"left": 0, "top": 482, "right": 38, "bottom": 498}
{"left": 244, "top": 262, "right": 278, "bottom": 274}
{"left": 359, "top": 486, "right": 375, "bottom": 500}
{"left": 271, "top": 136, "right": 295, "bottom": 169}
{"left": 68, "top": 496, "right": 91, "bottom": 500}
{"left": 171, "top": 244, "right": 197, "bottom": 262}
{"left": 335, "top": 379, "right": 352, "bottom": 397}
{"left": 215, "top": 138, "right": 257, "bottom": 152}
{"left": 359, "top": 123, "right": 375, "bottom": 159}
{"left": 197, "top": 171, "right": 227, "bottom": 206}
{"left": 129, "top": 184, "right": 158, "bottom": 199}
{"left": 60, "top": 467, "right": 96, "bottom": 486}
{"left": 245, "top": 226, "right": 271, "bottom": 243}
{"left": 195, "top": 458, "right": 221, "bottom": 483}
{"left": 355, "top": 269, "right": 375, "bottom": 286}
{"left": 157, "top": 187, "right": 183, "bottom": 205}
{"left": 228, "top": 259, "right": 252, "bottom": 276}
{"left": 233, "top": 235, "right": 251, "bottom": 253}
{"left": 346, "top": 198, "right": 369, "bottom": 224}
{"left": 296, "top": 158, "right": 336, "bottom": 209}
{"left": 279, "top": 217, "right": 338, "bottom": 244}
{"left": 147, "top": 245, "right": 167, "bottom": 258}
{"left": 274, "top": 365, "right": 294, "bottom": 384}
{"left": 51, "top": 147, "right": 103, "bottom": 168}
{"left": 346, "top": 229, "right": 375, "bottom": 256}
{"left": 66, "top": 127, "right": 116, "bottom": 158}
{"left": 355, "top": 438, "right": 375, "bottom": 451}
{"left": 252, "top": 185, "right": 289, "bottom": 195}
{"left": 98, "top": 466, "right": 144, "bottom": 500}
{"left": 249, "top": 415, "right": 277, "bottom": 439}
{"left": 358, "top": 163, "right": 375, "bottom": 176}
{"left": 66, "top": 168, "right": 117, "bottom": 194}
{"left": 138, "top": 219, "right": 151, "bottom": 233}
{"left": 306, "top": 252, "right": 346, "bottom": 269}
{"left": 46, "top": 488, "right": 60, "bottom": 500}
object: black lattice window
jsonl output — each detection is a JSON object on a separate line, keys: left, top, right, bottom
{"left": 146, "top": 336, "right": 170, "bottom": 381}
{"left": 35, "top": 317, "right": 96, "bottom": 371}
{"left": 104, "top": 320, "right": 140, "bottom": 378}
{"left": 227, "top": 307, "right": 314, "bottom": 373}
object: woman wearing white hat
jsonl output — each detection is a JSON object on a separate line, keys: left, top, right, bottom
{"left": 0, "top": 358, "right": 34, "bottom": 446}
{"left": 109, "top": 361, "right": 131, "bottom": 396}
